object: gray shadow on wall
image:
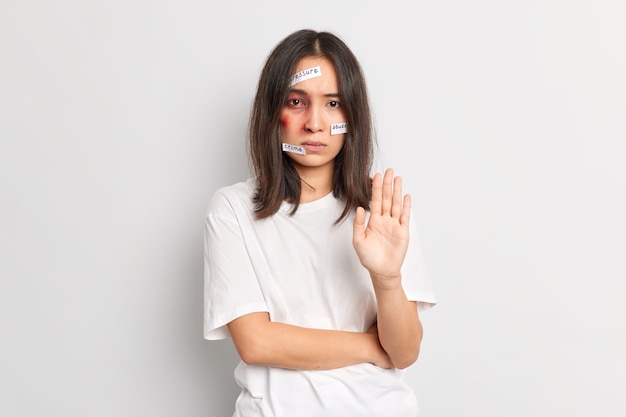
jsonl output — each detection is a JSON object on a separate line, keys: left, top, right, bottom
{"left": 199, "top": 339, "right": 241, "bottom": 416}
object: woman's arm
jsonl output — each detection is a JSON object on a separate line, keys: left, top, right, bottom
{"left": 371, "top": 288, "right": 422, "bottom": 369}
{"left": 227, "top": 312, "right": 393, "bottom": 370}
{"left": 353, "top": 168, "right": 423, "bottom": 369}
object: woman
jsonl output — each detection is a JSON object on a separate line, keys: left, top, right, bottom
{"left": 204, "top": 29, "right": 436, "bottom": 417}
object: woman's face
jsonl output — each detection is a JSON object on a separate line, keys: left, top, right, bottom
{"left": 279, "top": 56, "right": 347, "bottom": 175}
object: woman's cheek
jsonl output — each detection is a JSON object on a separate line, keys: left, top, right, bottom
{"left": 281, "top": 113, "right": 306, "bottom": 130}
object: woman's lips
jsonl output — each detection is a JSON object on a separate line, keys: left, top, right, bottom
{"left": 302, "top": 142, "right": 325, "bottom": 152}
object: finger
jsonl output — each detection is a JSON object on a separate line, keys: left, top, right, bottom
{"left": 381, "top": 168, "right": 394, "bottom": 215}
{"left": 370, "top": 172, "right": 383, "bottom": 215}
{"left": 353, "top": 206, "right": 366, "bottom": 245}
{"left": 401, "top": 194, "right": 411, "bottom": 226}
{"left": 391, "top": 175, "right": 403, "bottom": 219}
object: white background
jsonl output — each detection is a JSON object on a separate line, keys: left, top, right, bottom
{"left": 1, "top": 1, "right": 625, "bottom": 416}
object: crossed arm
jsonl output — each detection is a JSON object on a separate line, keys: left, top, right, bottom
{"left": 227, "top": 169, "right": 422, "bottom": 370}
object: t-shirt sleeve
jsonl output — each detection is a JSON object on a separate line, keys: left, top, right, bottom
{"left": 401, "top": 211, "right": 437, "bottom": 313}
{"left": 203, "top": 189, "right": 268, "bottom": 340}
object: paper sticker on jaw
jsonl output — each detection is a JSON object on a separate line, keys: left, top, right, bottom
{"left": 289, "top": 66, "right": 322, "bottom": 87}
{"left": 282, "top": 143, "right": 306, "bottom": 155}
{"left": 331, "top": 123, "right": 348, "bottom": 135}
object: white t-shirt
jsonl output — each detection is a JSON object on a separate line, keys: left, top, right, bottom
{"left": 204, "top": 178, "right": 436, "bottom": 417}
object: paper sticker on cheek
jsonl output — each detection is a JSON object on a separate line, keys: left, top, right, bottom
{"left": 289, "top": 66, "right": 322, "bottom": 87}
{"left": 282, "top": 143, "right": 306, "bottom": 155}
{"left": 331, "top": 123, "right": 348, "bottom": 135}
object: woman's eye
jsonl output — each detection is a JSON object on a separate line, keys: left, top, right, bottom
{"left": 328, "top": 101, "right": 341, "bottom": 108}
{"left": 288, "top": 98, "right": 302, "bottom": 106}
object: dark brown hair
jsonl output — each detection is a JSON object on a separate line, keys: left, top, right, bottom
{"left": 249, "top": 29, "right": 374, "bottom": 223}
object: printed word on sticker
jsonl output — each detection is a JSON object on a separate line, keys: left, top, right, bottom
{"left": 282, "top": 143, "right": 306, "bottom": 155}
{"left": 331, "top": 123, "right": 348, "bottom": 135}
{"left": 289, "top": 66, "right": 322, "bottom": 87}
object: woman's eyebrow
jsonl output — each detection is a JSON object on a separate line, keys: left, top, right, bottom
{"left": 288, "top": 88, "right": 308, "bottom": 95}
{"left": 288, "top": 89, "right": 340, "bottom": 98}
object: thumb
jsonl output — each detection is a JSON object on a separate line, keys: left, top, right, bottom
{"left": 353, "top": 206, "right": 366, "bottom": 246}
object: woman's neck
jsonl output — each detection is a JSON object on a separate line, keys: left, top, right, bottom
{"left": 296, "top": 165, "right": 333, "bottom": 203}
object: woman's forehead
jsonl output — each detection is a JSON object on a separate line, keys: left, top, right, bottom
{"left": 290, "top": 57, "right": 338, "bottom": 89}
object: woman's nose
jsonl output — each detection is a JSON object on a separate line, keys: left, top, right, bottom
{"left": 304, "top": 106, "right": 324, "bottom": 133}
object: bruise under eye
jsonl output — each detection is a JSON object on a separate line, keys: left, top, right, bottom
{"left": 286, "top": 96, "right": 306, "bottom": 107}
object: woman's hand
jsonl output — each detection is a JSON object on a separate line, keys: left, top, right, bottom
{"left": 367, "top": 322, "right": 394, "bottom": 369}
{"left": 353, "top": 168, "right": 411, "bottom": 290}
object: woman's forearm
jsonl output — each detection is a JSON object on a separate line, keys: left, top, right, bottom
{"left": 227, "top": 312, "right": 392, "bottom": 370}
{"left": 372, "top": 277, "right": 422, "bottom": 369}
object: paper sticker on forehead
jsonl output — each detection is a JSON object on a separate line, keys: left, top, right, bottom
{"left": 289, "top": 65, "right": 321, "bottom": 87}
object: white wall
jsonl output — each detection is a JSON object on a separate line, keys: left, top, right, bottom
{"left": 1, "top": 1, "right": 624, "bottom": 416}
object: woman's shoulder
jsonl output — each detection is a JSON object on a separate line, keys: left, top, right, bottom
{"left": 206, "top": 178, "right": 256, "bottom": 215}
{"left": 211, "top": 178, "right": 256, "bottom": 199}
